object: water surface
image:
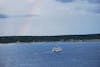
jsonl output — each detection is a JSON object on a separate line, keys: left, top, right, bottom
{"left": 0, "top": 42, "right": 100, "bottom": 67}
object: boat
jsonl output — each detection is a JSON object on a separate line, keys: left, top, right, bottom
{"left": 52, "top": 47, "right": 62, "bottom": 52}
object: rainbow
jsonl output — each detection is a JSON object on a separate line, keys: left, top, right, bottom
{"left": 16, "top": 0, "right": 46, "bottom": 36}
{"left": 16, "top": 20, "right": 33, "bottom": 36}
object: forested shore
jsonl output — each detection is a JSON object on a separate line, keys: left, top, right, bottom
{"left": 0, "top": 34, "right": 100, "bottom": 43}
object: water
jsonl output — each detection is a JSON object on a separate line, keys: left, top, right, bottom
{"left": 0, "top": 42, "right": 100, "bottom": 67}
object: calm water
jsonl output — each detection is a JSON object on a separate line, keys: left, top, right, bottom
{"left": 0, "top": 42, "right": 100, "bottom": 67}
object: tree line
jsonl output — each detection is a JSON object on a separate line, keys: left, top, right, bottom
{"left": 0, "top": 34, "right": 100, "bottom": 43}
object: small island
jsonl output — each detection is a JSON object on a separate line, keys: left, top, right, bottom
{"left": 0, "top": 34, "right": 100, "bottom": 43}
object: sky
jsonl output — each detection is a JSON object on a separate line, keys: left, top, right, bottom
{"left": 0, "top": 0, "right": 100, "bottom": 36}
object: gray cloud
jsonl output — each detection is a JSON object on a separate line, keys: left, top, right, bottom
{"left": 0, "top": 14, "right": 7, "bottom": 18}
{"left": 56, "top": 0, "right": 74, "bottom": 3}
{"left": 0, "top": 0, "right": 100, "bottom": 36}
{"left": 88, "top": 6, "right": 100, "bottom": 13}
{"left": 87, "top": 0, "right": 100, "bottom": 4}
{"left": 55, "top": 0, "right": 100, "bottom": 14}
{"left": 56, "top": 0, "right": 100, "bottom": 4}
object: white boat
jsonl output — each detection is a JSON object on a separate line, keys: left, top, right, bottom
{"left": 52, "top": 47, "right": 62, "bottom": 52}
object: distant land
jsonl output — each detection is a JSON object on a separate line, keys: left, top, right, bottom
{"left": 0, "top": 34, "right": 100, "bottom": 43}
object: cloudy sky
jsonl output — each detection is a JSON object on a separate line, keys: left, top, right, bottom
{"left": 0, "top": 0, "right": 100, "bottom": 36}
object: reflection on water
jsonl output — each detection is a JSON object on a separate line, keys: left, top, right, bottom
{"left": 0, "top": 42, "right": 100, "bottom": 67}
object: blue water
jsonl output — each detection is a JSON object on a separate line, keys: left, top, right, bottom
{"left": 0, "top": 42, "right": 100, "bottom": 67}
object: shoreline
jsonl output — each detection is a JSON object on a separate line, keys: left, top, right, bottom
{"left": 0, "top": 34, "right": 100, "bottom": 43}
